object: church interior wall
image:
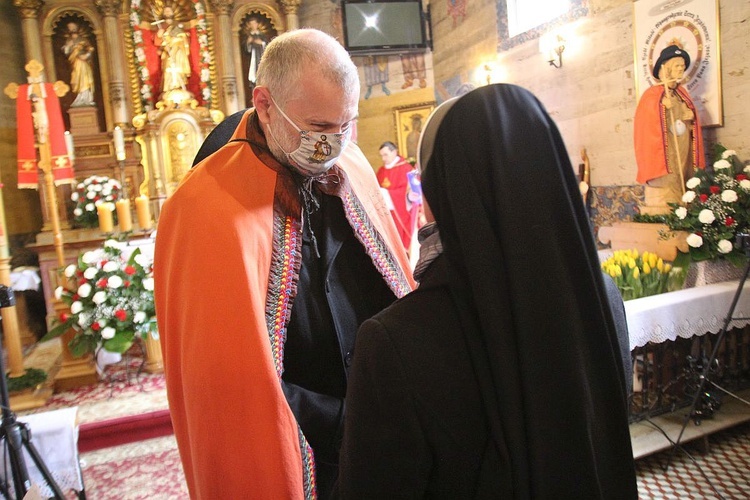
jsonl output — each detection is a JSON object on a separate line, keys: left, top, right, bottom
{"left": 0, "top": 0, "right": 748, "bottom": 242}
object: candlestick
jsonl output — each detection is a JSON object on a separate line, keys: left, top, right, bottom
{"left": 135, "top": 194, "right": 152, "bottom": 230}
{"left": 116, "top": 198, "right": 132, "bottom": 232}
{"left": 64, "top": 131, "right": 75, "bottom": 164}
{"left": 114, "top": 126, "right": 126, "bottom": 162}
{"left": 97, "top": 204, "right": 114, "bottom": 233}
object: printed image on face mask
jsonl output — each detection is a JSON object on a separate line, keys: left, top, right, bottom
{"left": 266, "top": 95, "right": 351, "bottom": 177}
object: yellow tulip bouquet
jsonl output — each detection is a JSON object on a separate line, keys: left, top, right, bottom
{"left": 601, "top": 249, "right": 678, "bottom": 300}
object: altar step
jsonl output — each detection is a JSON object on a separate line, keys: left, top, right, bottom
{"left": 631, "top": 387, "right": 750, "bottom": 460}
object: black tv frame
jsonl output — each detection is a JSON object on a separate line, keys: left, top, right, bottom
{"left": 342, "top": 0, "right": 431, "bottom": 56}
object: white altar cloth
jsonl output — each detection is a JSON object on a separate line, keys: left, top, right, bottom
{"left": 4, "top": 407, "right": 84, "bottom": 497}
{"left": 625, "top": 280, "right": 750, "bottom": 350}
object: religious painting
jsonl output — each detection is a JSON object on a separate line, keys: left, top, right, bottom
{"left": 393, "top": 102, "right": 434, "bottom": 162}
{"left": 128, "top": 0, "right": 214, "bottom": 112}
{"left": 633, "top": 0, "right": 722, "bottom": 127}
{"left": 239, "top": 11, "right": 277, "bottom": 108}
{"left": 51, "top": 13, "right": 104, "bottom": 131}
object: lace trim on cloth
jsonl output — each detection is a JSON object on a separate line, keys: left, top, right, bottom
{"left": 342, "top": 191, "right": 412, "bottom": 298}
{"left": 264, "top": 214, "right": 317, "bottom": 499}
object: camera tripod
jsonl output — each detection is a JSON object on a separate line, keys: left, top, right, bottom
{"left": 669, "top": 233, "right": 750, "bottom": 462}
{"left": 0, "top": 285, "right": 65, "bottom": 500}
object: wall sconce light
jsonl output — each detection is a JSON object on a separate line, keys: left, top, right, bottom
{"left": 540, "top": 33, "right": 566, "bottom": 69}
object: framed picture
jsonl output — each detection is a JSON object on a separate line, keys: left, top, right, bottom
{"left": 633, "top": 0, "right": 722, "bottom": 127}
{"left": 393, "top": 102, "right": 435, "bottom": 162}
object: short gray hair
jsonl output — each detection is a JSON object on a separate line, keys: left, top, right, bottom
{"left": 256, "top": 29, "right": 359, "bottom": 105}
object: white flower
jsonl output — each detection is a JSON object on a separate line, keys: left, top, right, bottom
{"left": 83, "top": 267, "right": 98, "bottom": 280}
{"left": 744, "top": 165, "right": 750, "bottom": 174}
{"left": 103, "top": 261, "right": 119, "bottom": 273}
{"left": 682, "top": 190, "right": 696, "bottom": 203}
{"left": 741, "top": 179, "right": 750, "bottom": 190}
{"left": 714, "top": 159, "right": 731, "bottom": 170}
{"left": 73, "top": 208, "right": 83, "bottom": 216}
{"left": 71, "top": 192, "right": 79, "bottom": 202}
{"left": 134, "top": 254, "right": 149, "bottom": 267}
{"left": 142, "top": 277, "right": 154, "bottom": 291}
{"left": 698, "top": 209, "right": 715, "bottom": 224}
{"left": 686, "top": 233, "right": 704, "bottom": 248}
{"left": 107, "top": 275, "right": 123, "bottom": 288}
{"left": 718, "top": 239, "right": 734, "bottom": 254}
{"left": 101, "top": 327, "right": 116, "bottom": 340}
{"left": 77, "top": 283, "right": 92, "bottom": 298}
{"left": 77, "top": 312, "right": 90, "bottom": 327}
{"left": 686, "top": 177, "right": 701, "bottom": 189}
{"left": 70, "top": 301, "right": 83, "bottom": 314}
{"left": 104, "top": 239, "right": 126, "bottom": 251}
{"left": 92, "top": 291, "right": 107, "bottom": 304}
{"left": 82, "top": 251, "right": 97, "bottom": 264}
{"left": 134, "top": 311, "right": 147, "bottom": 324}
{"left": 722, "top": 150, "right": 737, "bottom": 159}
{"left": 64, "top": 264, "right": 77, "bottom": 278}
{"left": 85, "top": 203, "right": 95, "bottom": 212}
{"left": 675, "top": 207, "right": 687, "bottom": 220}
{"left": 721, "top": 190, "right": 738, "bottom": 203}
{"left": 54, "top": 286, "right": 63, "bottom": 300}
{"left": 91, "top": 184, "right": 102, "bottom": 192}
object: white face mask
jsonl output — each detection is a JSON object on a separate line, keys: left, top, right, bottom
{"left": 267, "top": 95, "right": 351, "bottom": 177}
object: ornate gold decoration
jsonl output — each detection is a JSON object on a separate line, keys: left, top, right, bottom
{"left": 164, "top": 120, "right": 195, "bottom": 190}
{"left": 209, "top": 108, "right": 225, "bottom": 124}
{"left": 132, "top": 113, "right": 148, "bottom": 129}
{"left": 207, "top": 0, "right": 234, "bottom": 16}
{"left": 12, "top": 0, "right": 43, "bottom": 19}
{"left": 205, "top": 12, "right": 220, "bottom": 109}
{"left": 123, "top": 15, "right": 144, "bottom": 116}
{"left": 279, "top": 0, "right": 301, "bottom": 16}
{"left": 94, "top": 0, "right": 122, "bottom": 17}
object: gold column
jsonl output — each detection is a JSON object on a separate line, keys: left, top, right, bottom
{"left": 279, "top": 0, "right": 300, "bottom": 31}
{"left": 95, "top": 0, "right": 130, "bottom": 127}
{"left": 208, "top": 0, "right": 240, "bottom": 116}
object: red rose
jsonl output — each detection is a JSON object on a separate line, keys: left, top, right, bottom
{"left": 97, "top": 278, "right": 108, "bottom": 288}
{"left": 124, "top": 266, "right": 136, "bottom": 275}
{"left": 737, "top": 174, "right": 747, "bottom": 181}
{"left": 124, "top": 281, "right": 131, "bottom": 288}
{"left": 115, "top": 309, "right": 127, "bottom": 321}
{"left": 59, "top": 312, "right": 69, "bottom": 322}
{"left": 700, "top": 194, "right": 709, "bottom": 203}
{"left": 72, "top": 294, "right": 80, "bottom": 301}
{"left": 92, "top": 322, "right": 101, "bottom": 331}
{"left": 726, "top": 217, "right": 735, "bottom": 227}
{"left": 710, "top": 186, "right": 720, "bottom": 194}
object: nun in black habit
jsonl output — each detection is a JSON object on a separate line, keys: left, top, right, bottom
{"left": 336, "top": 84, "right": 638, "bottom": 499}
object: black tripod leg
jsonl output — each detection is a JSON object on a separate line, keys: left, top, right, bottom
{"left": 19, "top": 426, "right": 66, "bottom": 500}
{"left": 3, "top": 418, "right": 32, "bottom": 498}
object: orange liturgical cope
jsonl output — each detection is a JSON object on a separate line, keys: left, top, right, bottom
{"left": 154, "top": 110, "right": 413, "bottom": 498}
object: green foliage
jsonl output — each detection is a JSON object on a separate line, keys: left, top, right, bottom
{"left": 6, "top": 368, "right": 47, "bottom": 393}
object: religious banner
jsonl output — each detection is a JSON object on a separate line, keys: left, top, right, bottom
{"left": 16, "top": 83, "right": 74, "bottom": 189}
{"left": 633, "top": 0, "right": 722, "bottom": 127}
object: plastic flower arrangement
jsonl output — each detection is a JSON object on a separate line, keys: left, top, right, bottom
{"left": 601, "top": 249, "right": 674, "bottom": 300}
{"left": 662, "top": 146, "right": 750, "bottom": 267}
{"left": 42, "top": 239, "right": 156, "bottom": 357}
{"left": 71, "top": 175, "right": 121, "bottom": 229}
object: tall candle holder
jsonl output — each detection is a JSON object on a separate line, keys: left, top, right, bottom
{"left": 113, "top": 126, "right": 128, "bottom": 200}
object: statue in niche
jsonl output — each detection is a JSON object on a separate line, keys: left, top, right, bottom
{"left": 241, "top": 13, "right": 276, "bottom": 96}
{"left": 62, "top": 21, "right": 95, "bottom": 107}
{"left": 156, "top": 6, "right": 192, "bottom": 93}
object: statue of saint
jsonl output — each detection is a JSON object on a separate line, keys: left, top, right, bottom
{"left": 245, "top": 17, "right": 267, "bottom": 86}
{"left": 62, "top": 22, "right": 95, "bottom": 107}
{"left": 634, "top": 43, "right": 705, "bottom": 209}
{"left": 156, "top": 6, "right": 192, "bottom": 94}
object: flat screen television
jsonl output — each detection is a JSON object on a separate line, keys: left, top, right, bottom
{"left": 342, "top": 0, "right": 429, "bottom": 55}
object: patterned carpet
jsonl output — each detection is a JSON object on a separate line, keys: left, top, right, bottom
{"left": 13, "top": 343, "right": 750, "bottom": 498}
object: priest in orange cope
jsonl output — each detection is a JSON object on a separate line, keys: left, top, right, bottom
{"left": 154, "top": 29, "right": 414, "bottom": 499}
{"left": 377, "top": 141, "right": 418, "bottom": 249}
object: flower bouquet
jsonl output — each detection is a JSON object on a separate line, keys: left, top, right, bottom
{"left": 42, "top": 239, "right": 156, "bottom": 356}
{"left": 662, "top": 146, "right": 750, "bottom": 269}
{"left": 71, "top": 175, "right": 121, "bottom": 229}
{"left": 601, "top": 249, "right": 676, "bottom": 300}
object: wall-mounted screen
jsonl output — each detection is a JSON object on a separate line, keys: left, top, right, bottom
{"left": 342, "top": 0, "right": 428, "bottom": 55}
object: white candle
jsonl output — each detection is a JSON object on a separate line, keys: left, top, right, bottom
{"left": 114, "top": 126, "right": 126, "bottom": 161}
{"left": 64, "top": 131, "right": 75, "bottom": 164}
